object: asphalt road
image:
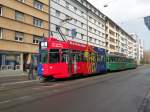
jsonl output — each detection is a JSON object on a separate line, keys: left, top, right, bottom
{"left": 1, "top": 65, "right": 150, "bottom": 112}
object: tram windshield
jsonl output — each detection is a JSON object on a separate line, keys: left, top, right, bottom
{"left": 49, "top": 49, "right": 60, "bottom": 63}
{"left": 39, "top": 50, "right": 48, "bottom": 63}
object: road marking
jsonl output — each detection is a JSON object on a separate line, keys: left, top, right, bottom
{"left": 1, "top": 80, "right": 39, "bottom": 86}
{"left": 0, "top": 100, "right": 11, "bottom": 104}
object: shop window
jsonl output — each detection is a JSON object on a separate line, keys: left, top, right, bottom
{"left": 15, "top": 11, "right": 24, "bottom": 22}
{"left": 15, "top": 32, "right": 24, "bottom": 42}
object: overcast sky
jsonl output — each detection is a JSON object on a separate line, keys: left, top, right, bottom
{"left": 87, "top": 0, "right": 150, "bottom": 50}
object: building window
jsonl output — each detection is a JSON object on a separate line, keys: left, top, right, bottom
{"left": 81, "top": 34, "right": 84, "bottom": 39}
{"left": 0, "top": 6, "right": 2, "bottom": 16}
{"left": 15, "top": 11, "right": 24, "bottom": 21}
{"left": 74, "top": 7, "right": 77, "bottom": 13}
{"left": 33, "top": 17, "right": 43, "bottom": 27}
{"left": 33, "top": 0, "right": 43, "bottom": 11}
{"left": 56, "top": 10, "right": 60, "bottom": 17}
{"left": 94, "top": 29, "right": 96, "bottom": 33}
{"left": 102, "top": 24, "right": 105, "bottom": 28}
{"left": 55, "top": 0, "right": 60, "bottom": 3}
{"left": 81, "top": 11, "right": 84, "bottom": 17}
{"left": 15, "top": 32, "right": 24, "bottom": 42}
{"left": 0, "top": 28, "right": 2, "bottom": 38}
{"left": 94, "top": 19, "right": 96, "bottom": 24}
{"left": 89, "top": 37, "right": 92, "bottom": 41}
{"left": 66, "top": 2, "right": 69, "bottom": 9}
{"left": 74, "top": 19, "right": 77, "bottom": 24}
{"left": 89, "top": 16, "right": 92, "bottom": 21}
{"left": 99, "top": 31, "right": 101, "bottom": 35}
{"left": 33, "top": 36, "right": 41, "bottom": 44}
{"left": 81, "top": 22, "right": 84, "bottom": 27}
{"left": 65, "top": 15, "right": 69, "bottom": 19}
{"left": 17, "top": 0, "right": 25, "bottom": 3}
{"left": 89, "top": 26, "right": 92, "bottom": 32}
{"left": 94, "top": 39, "right": 96, "bottom": 43}
{"left": 65, "top": 28, "right": 69, "bottom": 35}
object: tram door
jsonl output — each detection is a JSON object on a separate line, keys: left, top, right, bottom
{"left": 68, "top": 50, "right": 77, "bottom": 75}
{"left": 68, "top": 50, "right": 72, "bottom": 76}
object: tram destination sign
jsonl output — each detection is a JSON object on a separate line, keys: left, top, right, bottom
{"left": 40, "top": 41, "right": 48, "bottom": 49}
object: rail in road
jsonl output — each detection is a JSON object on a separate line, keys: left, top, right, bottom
{"left": 0, "top": 65, "right": 150, "bottom": 111}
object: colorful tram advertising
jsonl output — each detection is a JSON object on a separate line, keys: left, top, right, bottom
{"left": 38, "top": 37, "right": 106, "bottom": 79}
{"left": 37, "top": 37, "right": 137, "bottom": 79}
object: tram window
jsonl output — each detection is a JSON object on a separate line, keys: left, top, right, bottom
{"left": 91, "top": 53, "right": 95, "bottom": 62}
{"left": 39, "top": 50, "right": 48, "bottom": 63}
{"left": 62, "top": 49, "right": 69, "bottom": 63}
{"left": 77, "top": 51, "right": 80, "bottom": 62}
{"left": 83, "top": 51, "right": 89, "bottom": 62}
{"left": 97, "top": 54, "right": 100, "bottom": 62}
{"left": 100, "top": 55, "right": 104, "bottom": 61}
{"left": 81, "top": 52, "right": 84, "bottom": 62}
{"left": 49, "top": 49, "right": 60, "bottom": 63}
{"left": 106, "top": 57, "right": 109, "bottom": 62}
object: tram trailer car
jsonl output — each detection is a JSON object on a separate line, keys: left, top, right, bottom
{"left": 106, "top": 54, "right": 137, "bottom": 72}
{"left": 38, "top": 37, "right": 107, "bottom": 79}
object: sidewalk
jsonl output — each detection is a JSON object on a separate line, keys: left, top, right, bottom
{"left": 0, "top": 70, "right": 40, "bottom": 91}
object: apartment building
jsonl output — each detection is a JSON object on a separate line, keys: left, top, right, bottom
{"left": 105, "top": 17, "right": 137, "bottom": 59}
{"left": 127, "top": 36, "right": 135, "bottom": 58}
{"left": 105, "top": 18, "right": 118, "bottom": 53}
{"left": 0, "top": 0, "right": 49, "bottom": 72}
{"left": 50, "top": 0, "right": 106, "bottom": 49}
{"left": 131, "top": 33, "right": 144, "bottom": 64}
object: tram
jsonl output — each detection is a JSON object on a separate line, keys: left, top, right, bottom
{"left": 37, "top": 37, "right": 107, "bottom": 79}
{"left": 106, "top": 54, "right": 137, "bottom": 71}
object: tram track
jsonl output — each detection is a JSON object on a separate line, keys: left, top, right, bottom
{"left": 0, "top": 65, "right": 149, "bottom": 111}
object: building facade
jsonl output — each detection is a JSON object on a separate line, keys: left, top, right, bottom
{"left": 105, "top": 17, "right": 139, "bottom": 59}
{"left": 50, "top": 0, "right": 106, "bottom": 49}
{"left": 131, "top": 33, "right": 144, "bottom": 64}
{"left": 0, "top": 0, "right": 49, "bottom": 72}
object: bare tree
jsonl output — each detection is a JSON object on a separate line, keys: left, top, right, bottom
{"left": 143, "top": 50, "right": 150, "bottom": 64}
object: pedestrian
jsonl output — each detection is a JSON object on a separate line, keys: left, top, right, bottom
{"left": 28, "top": 61, "right": 34, "bottom": 80}
{"left": 37, "top": 64, "right": 43, "bottom": 81}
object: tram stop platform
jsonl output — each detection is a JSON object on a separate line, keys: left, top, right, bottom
{"left": 0, "top": 70, "right": 40, "bottom": 90}
{"left": 0, "top": 71, "right": 27, "bottom": 83}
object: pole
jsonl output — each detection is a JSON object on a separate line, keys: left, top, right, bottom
{"left": 86, "top": 9, "right": 89, "bottom": 45}
{"left": 48, "top": 0, "right": 51, "bottom": 37}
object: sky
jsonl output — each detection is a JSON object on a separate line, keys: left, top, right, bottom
{"left": 87, "top": 0, "right": 150, "bottom": 50}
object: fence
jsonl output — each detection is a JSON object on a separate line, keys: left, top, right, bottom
{"left": 0, "top": 65, "right": 21, "bottom": 71}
